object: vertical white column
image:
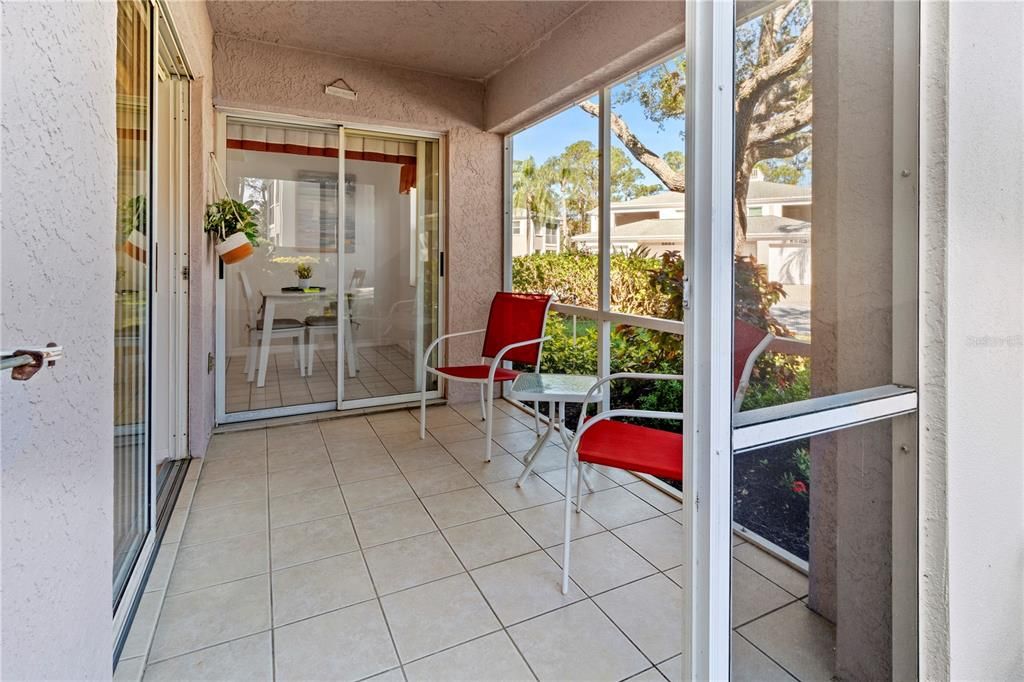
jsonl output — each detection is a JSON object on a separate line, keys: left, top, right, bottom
{"left": 503, "top": 136, "right": 514, "bottom": 292}
{"left": 336, "top": 125, "right": 347, "bottom": 406}
{"left": 214, "top": 113, "right": 228, "bottom": 424}
{"left": 414, "top": 140, "right": 426, "bottom": 390}
{"left": 597, "top": 88, "right": 612, "bottom": 410}
{"left": 682, "top": 1, "right": 735, "bottom": 679}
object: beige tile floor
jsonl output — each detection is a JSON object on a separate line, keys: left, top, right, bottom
{"left": 117, "top": 401, "right": 835, "bottom": 681}
{"left": 225, "top": 344, "right": 419, "bottom": 414}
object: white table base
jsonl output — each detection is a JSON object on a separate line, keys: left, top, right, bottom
{"left": 515, "top": 401, "right": 594, "bottom": 492}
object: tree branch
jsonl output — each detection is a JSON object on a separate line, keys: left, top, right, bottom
{"left": 736, "top": 21, "right": 813, "bottom": 111}
{"left": 578, "top": 100, "right": 685, "bottom": 193}
{"left": 747, "top": 98, "right": 812, "bottom": 146}
{"left": 750, "top": 133, "right": 813, "bottom": 162}
{"left": 772, "top": 0, "right": 802, "bottom": 32}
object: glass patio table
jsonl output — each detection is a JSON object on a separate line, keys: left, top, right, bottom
{"left": 508, "top": 373, "right": 603, "bottom": 488}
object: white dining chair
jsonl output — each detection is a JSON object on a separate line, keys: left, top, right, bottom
{"left": 239, "top": 271, "right": 306, "bottom": 383}
{"left": 304, "top": 310, "right": 358, "bottom": 379}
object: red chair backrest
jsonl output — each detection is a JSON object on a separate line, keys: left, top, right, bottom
{"left": 481, "top": 292, "right": 552, "bottom": 365}
{"left": 733, "top": 318, "right": 771, "bottom": 396}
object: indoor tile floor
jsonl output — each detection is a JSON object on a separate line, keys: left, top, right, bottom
{"left": 225, "top": 343, "right": 418, "bottom": 413}
{"left": 116, "top": 401, "right": 834, "bottom": 682}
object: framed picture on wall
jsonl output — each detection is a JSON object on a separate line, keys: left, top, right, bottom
{"left": 296, "top": 170, "right": 343, "bottom": 250}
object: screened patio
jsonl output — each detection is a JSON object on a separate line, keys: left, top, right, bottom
{"left": 112, "top": 0, "right": 921, "bottom": 679}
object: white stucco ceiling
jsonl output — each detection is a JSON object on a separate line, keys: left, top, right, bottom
{"left": 206, "top": 1, "right": 587, "bottom": 81}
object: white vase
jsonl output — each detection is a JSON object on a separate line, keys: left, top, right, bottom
{"left": 298, "top": 278, "right": 311, "bottom": 289}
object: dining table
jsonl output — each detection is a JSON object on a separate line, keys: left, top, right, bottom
{"left": 255, "top": 288, "right": 365, "bottom": 388}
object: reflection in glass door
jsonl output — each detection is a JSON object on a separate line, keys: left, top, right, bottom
{"left": 113, "top": 0, "right": 152, "bottom": 607}
{"left": 338, "top": 129, "right": 440, "bottom": 406}
{"left": 217, "top": 120, "right": 442, "bottom": 421}
{"left": 221, "top": 120, "right": 341, "bottom": 417}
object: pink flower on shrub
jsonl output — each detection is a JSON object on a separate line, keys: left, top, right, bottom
{"left": 791, "top": 480, "right": 808, "bottom": 494}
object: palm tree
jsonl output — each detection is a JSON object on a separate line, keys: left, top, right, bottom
{"left": 512, "top": 157, "right": 555, "bottom": 253}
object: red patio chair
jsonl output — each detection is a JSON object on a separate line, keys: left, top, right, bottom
{"left": 559, "top": 319, "right": 773, "bottom": 593}
{"left": 420, "top": 292, "right": 553, "bottom": 461}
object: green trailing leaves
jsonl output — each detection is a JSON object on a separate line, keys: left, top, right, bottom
{"left": 204, "top": 198, "right": 261, "bottom": 247}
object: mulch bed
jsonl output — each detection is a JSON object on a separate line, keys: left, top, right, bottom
{"left": 732, "top": 440, "right": 810, "bottom": 560}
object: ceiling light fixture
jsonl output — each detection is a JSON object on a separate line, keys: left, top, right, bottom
{"left": 325, "top": 77, "right": 357, "bottom": 101}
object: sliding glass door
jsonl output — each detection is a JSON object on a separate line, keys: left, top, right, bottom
{"left": 216, "top": 118, "right": 442, "bottom": 422}
{"left": 113, "top": 0, "right": 152, "bottom": 608}
{"left": 338, "top": 129, "right": 441, "bottom": 407}
{"left": 221, "top": 120, "right": 341, "bottom": 417}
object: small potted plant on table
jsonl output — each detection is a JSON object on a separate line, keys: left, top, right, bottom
{"left": 295, "top": 263, "right": 314, "bottom": 290}
{"left": 204, "top": 198, "right": 260, "bottom": 264}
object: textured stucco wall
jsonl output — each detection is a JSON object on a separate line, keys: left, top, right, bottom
{"left": 918, "top": 3, "right": 951, "bottom": 678}
{"left": 483, "top": 1, "right": 684, "bottom": 133}
{"left": 165, "top": 0, "right": 218, "bottom": 456}
{"left": 212, "top": 35, "right": 502, "bottom": 403}
{"left": 944, "top": 2, "right": 1024, "bottom": 679}
{"left": 0, "top": 1, "right": 116, "bottom": 678}
{"left": 809, "top": 3, "right": 895, "bottom": 678}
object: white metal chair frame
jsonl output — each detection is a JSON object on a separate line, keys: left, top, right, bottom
{"left": 302, "top": 269, "right": 368, "bottom": 379}
{"left": 419, "top": 298, "right": 554, "bottom": 462}
{"left": 559, "top": 330, "right": 773, "bottom": 594}
{"left": 304, "top": 317, "right": 358, "bottom": 379}
{"left": 239, "top": 271, "right": 305, "bottom": 383}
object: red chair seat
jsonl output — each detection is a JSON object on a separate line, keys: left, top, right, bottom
{"left": 578, "top": 419, "right": 683, "bottom": 480}
{"left": 435, "top": 365, "right": 520, "bottom": 382}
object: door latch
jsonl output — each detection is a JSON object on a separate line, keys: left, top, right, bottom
{"left": 682, "top": 276, "right": 691, "bottom": 311}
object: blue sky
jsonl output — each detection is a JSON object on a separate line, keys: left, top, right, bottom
{"left": 511, "top": 70, "right": 685, "bottom": 187}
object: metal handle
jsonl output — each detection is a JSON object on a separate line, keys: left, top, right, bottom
{"left": 2, "top": 343, "right": 63, "bottom": 381}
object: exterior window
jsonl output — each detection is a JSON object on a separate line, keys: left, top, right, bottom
{"left": 544, "top": 224, "right": 558, "bottom": 246}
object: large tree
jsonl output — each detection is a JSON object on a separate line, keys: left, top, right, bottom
{"left": 579, "top": 0, "right": 813, "bottom": 243}
{"left": 539, "top": 141, "right": 661, "bottom": 245}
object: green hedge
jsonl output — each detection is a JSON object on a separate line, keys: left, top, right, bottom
{"left": 514, "top": 250, "right": 809, "bottom": 418}
{"left": 512, "top": 251, "right": 668, "bottom": 317}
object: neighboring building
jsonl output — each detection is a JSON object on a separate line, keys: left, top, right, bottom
{"left": 572, "top": 174, "right": 812, "bottom": 288}
{"left": 510, "top": 207, "right": 562, "bottom": 255}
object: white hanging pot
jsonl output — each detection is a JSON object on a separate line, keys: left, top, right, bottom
{"left": 123, "top": 229, "right": 148, "bottom": 264}
{"left": 216, "top": 232, "right": 253, "bottom": 264}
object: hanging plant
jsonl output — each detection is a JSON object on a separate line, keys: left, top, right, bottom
{"left": 204, "top": 198, "right": 260, "bottom": 264}
{"left": 120, "top": 194, "right": 148, "bottom": 263}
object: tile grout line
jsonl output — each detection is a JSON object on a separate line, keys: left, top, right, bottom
{"left": 735, "top": 630, "right": 802, "bottom": 681}
{"left": 732, "top": 595, "right": 806, "bottom": 631}
{"left": 732, "top": 551, "right": 809, "bottom": 601}
{"left": 336, "top": 420, "right": 419, "bottom": 680}
{"left": 378, "top": 416, "right": 541, "bottom": 680}
{"left": 253, "top": 430, "right": 276, "bottom": 682}
{"left": 134, "top": 458, "right": 204, "bottom": 675}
